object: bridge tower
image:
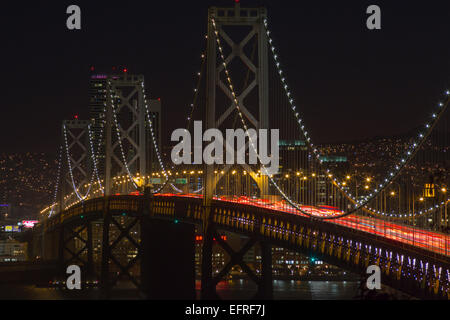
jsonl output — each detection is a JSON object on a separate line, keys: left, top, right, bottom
{"left": 204, "top": 2, "right": 270, "bottom": 201}
{"left": 60, "top": 119, "right": 94, "bottom": 211}
{"left": 202, "top": 2, "right": 272, "bottom": 299}
{"left": 51, "top": 119, "right": 97, "bottom": 280}
{"left": 105, "top": 74, "right": 148, "bottom": 195}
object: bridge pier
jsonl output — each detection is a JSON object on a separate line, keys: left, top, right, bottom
{"left": 100, "top": 205, "right": 111, "bottom": 297}
{"left": 201, "top": 223, "right": 275, "bottom": 300}
{"left": 40, "top": 228, "right": 59, "bottom": 261}
{"left": 56, "top": 218, "right": 96, "bottom": 286}
{"left": 57, "top": 225, "right": 65, "bottom": 277}
{"left": 86, "top": 221, "right": 94, "bottom": 281}
{"left": 255, "top": 241, "right": 273, "bottom": 299}
{"left": 141, "top": 218, "right": 196, "bottom": 299}
{"left": 200, "top": 220, "right": 220, "bottom": 300}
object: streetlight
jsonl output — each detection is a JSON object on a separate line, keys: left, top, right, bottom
{"left": 389, "top": 181, "right": 402, "bottom": 217}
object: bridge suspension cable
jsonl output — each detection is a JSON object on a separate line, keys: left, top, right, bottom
{"left": 211, "top": 17, "right": 350, "bottom": 219}
{"left": 88, "top": 107, "right": 105, "bottom": 195}
{"left": 262, "top": 17, "right": 450, "bottom": 220}
{"left": 186, "top": 51, "right": 206, "bottom": 132}
{"left": 166, "top": 37, "right": 207, "bottom": 195}
{"left": 141, "top": 83, "right": 169, "bottom": 194}
{"left": 48, "top": 145, "right": 63, "bottom": 217}
{"left": 55, "top": 109, "right": 106, "bottom": 210}
{"left": 63, "top": 124, "right": 97, "bottom": 201}
{"left": 107, "top": 82, "right": 139, "bottom": 190}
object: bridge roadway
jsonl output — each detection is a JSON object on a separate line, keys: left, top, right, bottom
{"left": 37, "top": 193, "right": 450, "bottom": 299}
{"left": 215, "top": 195, "right": 450, "bottom": 257}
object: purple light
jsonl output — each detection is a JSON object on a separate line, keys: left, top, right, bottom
{"left": 91, "top": 74, "right": 108, "bottom": 79}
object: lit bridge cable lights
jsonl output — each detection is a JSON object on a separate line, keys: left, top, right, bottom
{"left": 211, "top": 17, "right": 336, "bottom": 219}
{"left": 263, "top": 17, "right": 450, "bottom": 220}
{"left": 212, "top": 17, "right": 347, "bottom": 220}
{"left": 49, "top": 145, "right": 63, "bottom": 217}
{"left": 88, "top": 108, "right": 106, "bottom": 195}
{"left": 161, "top": 36, "right": 208, "bottom": 194}
{"left": 63, "top": 124, "right": 97, "bottom": 202}
{"left": 108, "top": 81, "right": 138, "bottom": 190}
{"left": 141, "top": 84, "right": 169, "bottom": 194}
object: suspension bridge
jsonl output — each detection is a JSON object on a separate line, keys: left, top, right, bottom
{"left": 26, "top": 3, "right": 449, "bottom": 299}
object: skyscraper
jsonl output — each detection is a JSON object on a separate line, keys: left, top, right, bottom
{"left": 89, "top": 74, "right": 108, "bottom": 177}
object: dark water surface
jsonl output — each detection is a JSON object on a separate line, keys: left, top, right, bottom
{"left": 0, "top": 280, "right": 362, "bottom": 300}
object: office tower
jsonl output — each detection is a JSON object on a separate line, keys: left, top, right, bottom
{"left": 89, "top": 74, "right": 108, "bottom": 177}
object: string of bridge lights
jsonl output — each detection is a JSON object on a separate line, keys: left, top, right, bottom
{"left": 170, "top": 183, "right": 184, "bottom": 193}
{"left": 186, "top": 44, "right": 206, "bottom": 131}
{"left": 48, "top": 145, "right": 63, "bottom": 217}
{"left": 44, "top": 20, "right": 448, "bottom": 220}
{"left": 212, "top": 17, "right": 338, "bottom": 220}
{"left": 50, "top": 175, "right": 104, "bottom": 212}
{"left": 263, "top": 17, "right": 450, "bottom": 219}
{"left": 51, "top": 106, "right": 106, "bottom": 212}
{"left": 339, "top": 187, "right": 450, "bottom": 221}
{"left": 164, "top": 37, "right": 207, "bottom": 194}
{"left": 50, "top": 66, "right": 204, "bottom": 207}
{"left": 141, "top": 84, "right": 170, "bottom": 194}
{"left": 362, "top": 188, "right": 450, "bottom": 220}
{"left": 63, "top": 124, "right": 97, "bottom": 201}
{"left": 170, "top": 180, "right": 204, "bottom": 195}
{"left": 108, "top": 81, "right": 139, "bottom": 190}
{"left": 63, "top": 181, "right": 106, "bottom": 210}
{"left": 192, "top": 187, "right": 204, "bottom": 194}
{"left": 88, "top": 109, "right": 105, "bottom": 195}
{"left": 179, "top": 44, "right": 208, "bottom": 194}
{"left": 46, "top": 79, "right": 176, "bottom": 211}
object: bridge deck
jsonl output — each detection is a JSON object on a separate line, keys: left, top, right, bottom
{"left": 160, "top": 194, "right": 450, "bottom": 257}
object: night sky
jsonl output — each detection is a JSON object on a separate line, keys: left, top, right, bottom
{"left": 0, "top": 0, "right": 448, "bottom": 154}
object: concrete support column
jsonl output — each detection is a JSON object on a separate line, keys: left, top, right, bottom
{"left": 141, "top": 218, "right": 196, "bottom": 299}
{"left": 86, "top": 221, "right": 94, "bottom": 280}
{"left": 201, "top": 219, "right": 218, "bottom": 299}
{"left": 100, "top": 198, "right": 111, "bottom": 296}
{"left": 256, "top": 241, "right": 273, "bottom": 299}
{"left": 57, "top": 226, "right": 66, "bottom": 278}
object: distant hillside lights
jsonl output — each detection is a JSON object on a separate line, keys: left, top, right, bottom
{"left": 171, "top": 121, "right": 279, "bottom": 175}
